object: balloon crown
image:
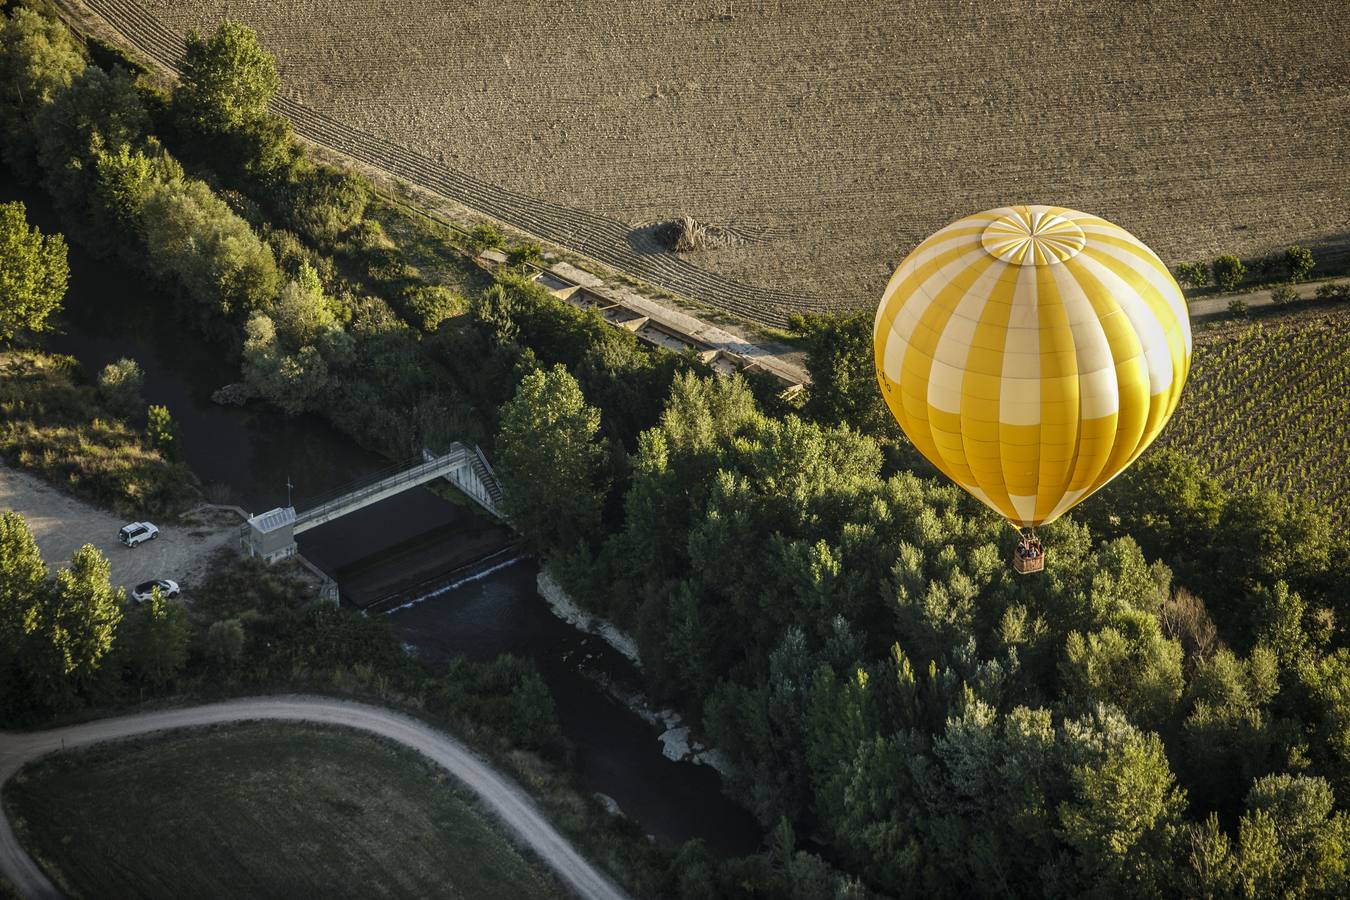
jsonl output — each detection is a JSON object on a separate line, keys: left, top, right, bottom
{"left": 979, "top": 205, "right": 1086, "bottom": 266}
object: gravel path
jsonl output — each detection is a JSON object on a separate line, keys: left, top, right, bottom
{"left": 0, "top": 465, "right": 239, "bottom": 593}
{"left": 0, "top": 696, "right": 631, "bottom": 900}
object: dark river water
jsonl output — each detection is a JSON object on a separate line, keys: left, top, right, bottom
{"left": 2, "top": 171, "right": 762, "bottom": 855}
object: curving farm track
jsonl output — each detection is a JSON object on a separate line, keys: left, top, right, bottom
{"left": 0, "top": 696, "right": 631, "bottom": 900}
{"left": 71, "top": 0, "right": 826, "bottom": 326}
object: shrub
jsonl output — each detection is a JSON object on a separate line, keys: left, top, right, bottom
{"left": 96, "top": 357, "right": 144, "bottom": 418}
{"left": 1269, "top": 284, "right": 1297, "bottom": 306}
{"left": 1213, "top": 255, "right": 1246, "bottom": 293}
{"left": 206, "top": 618, "right": 246, "bottom": 667}
{"left": 468, "top": 223, "right": 503, "bottom": 252}
{"left": 1254, "top": 252, "right": 1283, "bottom": 281}
{"left": 1313, "top": 281, "right": 1349, "bottom": 302}
{"left": 1228, "top": 298, "right": 1248, "bottom": 318}
{"left": 507, "top": 241, "right": 543, "bottom": 268}
{"left": 1175, "top": 262, "right": 1211, "bottom": 289}
{"left": 1286, "top": 245, "right": 1315, "bottom": 283}
{"left": 430, "top": 655, "right": 561, "bottom": 750}
{"left": 278, "top": 164, "right": 369, "bottom": 245}
{"left": 399, "top": 283, "right": 468, "bottom": 332}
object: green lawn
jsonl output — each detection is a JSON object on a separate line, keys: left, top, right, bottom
{"left": 3, "top": 723, "right": 565, "bottom": 900}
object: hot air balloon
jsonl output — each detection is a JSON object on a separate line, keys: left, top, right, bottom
{"left": 873, "top": 205, "right": 1191, "bottom": 574}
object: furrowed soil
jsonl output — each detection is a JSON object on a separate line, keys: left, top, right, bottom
{"left": 99, "top": 1, "right": 1347, "bottom": 324}
{"left": 3, "top": 723, "right": 566, "bottom": 900}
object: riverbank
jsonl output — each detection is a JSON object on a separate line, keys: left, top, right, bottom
{"left": 536, "top": 570, "right": 736, "bottom": 780}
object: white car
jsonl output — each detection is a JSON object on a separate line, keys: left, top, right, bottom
{"left": 131, "top": 579, "right": 179, "bottom": 602}
{"left": 118, "top": 522, "right": 159, "bottom": 547}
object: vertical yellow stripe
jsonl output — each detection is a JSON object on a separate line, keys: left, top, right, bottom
{"left": 959, "top": 264, "right": 1021, "bottom": 521}
{"left": 1059, "top": 257, "right": 1145, "bottom": 494}
{"left": 1032, "top": 264, "right": 1078, "bottom": 522}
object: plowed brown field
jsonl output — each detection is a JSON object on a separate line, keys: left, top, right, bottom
{"left": 101, "top": 0, "right": 1350, "bottom": 323}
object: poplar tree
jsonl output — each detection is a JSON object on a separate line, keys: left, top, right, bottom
{"left": 0, "top": 200, "right": 67, "bottom": 342}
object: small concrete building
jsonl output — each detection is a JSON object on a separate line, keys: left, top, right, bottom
{"left": 243, "top": 506, "right": 297, "bottom": 563}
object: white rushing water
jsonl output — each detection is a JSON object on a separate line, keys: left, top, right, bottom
{"left": 382, "top": 554, "right": 527, "bottom": 613}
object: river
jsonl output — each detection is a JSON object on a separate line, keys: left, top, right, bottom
{"left": 2, "top": 170, "right": 763, "bottom": 855}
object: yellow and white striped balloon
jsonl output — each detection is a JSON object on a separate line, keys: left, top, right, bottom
{"left": 873, "top": 205, "right": 1191, "bottom": 528}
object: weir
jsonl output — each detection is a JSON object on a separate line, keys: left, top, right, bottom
{"left": 242, "top": 443, "right": 506, "bottom": 564}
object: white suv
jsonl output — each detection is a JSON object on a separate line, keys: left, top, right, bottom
{"left": 118, "top": 522, "right": 159, "bottom": 547}
{"left": 131, "top": 579, "right": 179, "bottom": 602}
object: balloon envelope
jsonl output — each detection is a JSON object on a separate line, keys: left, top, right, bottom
{"left": 873, "top": 205, "right": 1191, "bottom": 527}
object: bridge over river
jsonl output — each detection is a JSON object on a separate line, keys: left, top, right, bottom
{"left": 243, "top": 443, "right": 505, "bottom": 565}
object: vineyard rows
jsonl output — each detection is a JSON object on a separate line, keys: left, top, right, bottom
{"left": 113, "top": 0, "right": 1349, "bottom": 319}
{"left": 78, "top": 0, "right": 831, "bottom": 326}
{"left": 1160, "top": 308, "right": 1350, "bottom": 524}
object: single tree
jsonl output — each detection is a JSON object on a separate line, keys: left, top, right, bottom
{"left": 175, "top": 20, "right": 280, "bottom": 135}
{"left": 1057, "top": 708, "right": 1187, "bottom": 897}
{"left": 128, "top": 590, "right": 189, "bottom": 689}
{"left": 1235, "top": 775, "right": 1349, "bottom": 897}
{"left": 1285, "top": 245, "right": 1315, "bottom": 283}
{"left": 25, "top": 544, "right": 123, "bottom": 706}
{"left": 1061, "top": 611, "right": 1185, "bottom": 729}
{"left": 145, "top": 404, "right": 178, "bottom": 456}
{"left": 1213, "top": 255, "right": 1246, "bottom": 293}
{"left": 0, "top": 511, "right": 47, "bottom": 652}
{"left": 496, "top": 364, "right": 608, "bottom": 552}
{"left": 788, "top": 311, "right": 893, "bottom": 433}
{"left": 0, "top": 7, "right": 85, "bottom": 172}
{"left": 0, "top": 201, "right": 68, "bottom": 342}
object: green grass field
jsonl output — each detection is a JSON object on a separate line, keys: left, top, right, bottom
{"left": 1162, "top": 302, "right": 1350, "bottom": 523}
{"left": 2, "top": 723, "right": 565, "bottom": 900}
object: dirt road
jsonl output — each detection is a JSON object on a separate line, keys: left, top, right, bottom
{"left": 0, "top": 696, "right": 630, "bottom": 900}
{"left": 1187, "top": 278, "right": 1341, "bottom": 319}
{"left": 0, "top": 465, "right": 239, "bottom": 594}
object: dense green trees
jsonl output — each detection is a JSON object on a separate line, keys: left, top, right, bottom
{"left": 0, "top": 514, "right": 123, "bottom": 715}
{"left": 0, "top": 6, "right": 83, "bottom": 174}
{"left": 787, "top": 312, "right": 891, "bottom": 434}
{"left": 519, "top": 360, "right": 1350, "bottom": 897}
{"left": 0, "top": 199, "right": 67, "bottom": 341}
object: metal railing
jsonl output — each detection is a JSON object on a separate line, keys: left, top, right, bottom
{"left": 291, "top": 453, "right": 429, "bottom": 513}
{"left": 294, "top": 447, "right": 471, "bottom": 529}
